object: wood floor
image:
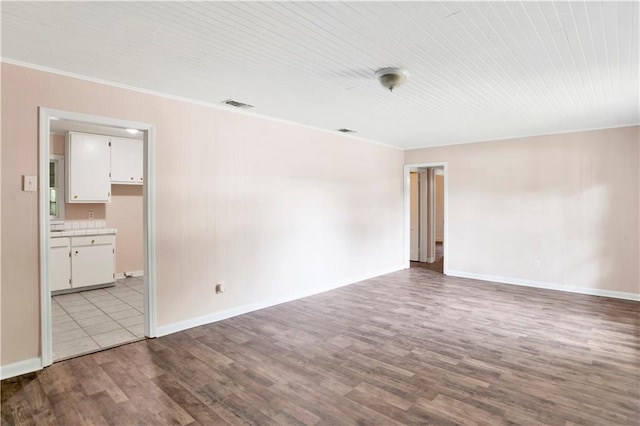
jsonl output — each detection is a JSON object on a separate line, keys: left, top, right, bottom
{"left": 410, "top": 242, "right": 444, "bottom": 273}
{"left": 2, "top": 268, "right": 639, "bottom": 425}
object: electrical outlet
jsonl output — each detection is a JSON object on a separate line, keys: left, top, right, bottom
{"left": 88, "top": 211, "right": 95, "bottom": 219}
{"left": 215, "top": 283, "right": 225, "bottom": 294}
{"left": 534, "top": 260, "right": 541, "bottom": 269}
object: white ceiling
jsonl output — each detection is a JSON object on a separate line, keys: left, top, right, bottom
{"left": 2, "top": 1, "right": 638, "bottom": 149}
{"left": 50, "top": 119, "right": 145, "bottom": 140}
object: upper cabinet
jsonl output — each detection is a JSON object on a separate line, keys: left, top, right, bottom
{"left": 111, "top": 137, "right": 143, "bottom": 185}
{"left": 66, "top": 132, "right": 112, "bottom": 203}
{"left": 65, "top": 132, "right": 144, "bottom": 203}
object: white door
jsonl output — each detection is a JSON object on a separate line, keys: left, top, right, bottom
{"left": 110, "top": 137, "right": 143, "bottom": 184}
{"left": 71, "top": 236, "right": 115, "bottom": 288}
{"left": 410, "top": 172, "right": 420, "bottom": 261}
{"left": 66, "top": 132, "right": 111, "bottom": 202}
{"left": 50, "top": 238, "right": 71, "bottom": 292}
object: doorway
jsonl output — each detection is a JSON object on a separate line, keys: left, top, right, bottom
{"left": 38, "top": 108, "right": 157, "bottom": 367}
{"left": 404, "top": 163, "right": 448, "bottom": 274}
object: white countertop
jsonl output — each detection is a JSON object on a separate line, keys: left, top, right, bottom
{"left": 50, "top": 228, "right": 117, "bottom": 237}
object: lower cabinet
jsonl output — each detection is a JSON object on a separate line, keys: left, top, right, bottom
{"left": 50, "top": 237, "right": 71, "bottom": 292}
{"left": 50, "top": 234, "right": 116, "bottom": 294}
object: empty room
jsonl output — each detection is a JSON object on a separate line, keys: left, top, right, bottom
{"left": 1, "top": 1, "right": 639, "bottom": 425}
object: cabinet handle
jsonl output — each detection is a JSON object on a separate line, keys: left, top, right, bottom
{"left": 73, "top": 195, "right": 78, "bottom": 199}
{"left": 75, "top": 251, "right": 79, "bottom": 255}
{"left": 131, "top": 177, "right": 134, "bottom": 180}
{"left": 91, "top": 239, "right": 95, "bottom": 244}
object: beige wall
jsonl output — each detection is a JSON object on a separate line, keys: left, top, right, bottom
{"left": 107, "top": 185, "right": 143, "bottom": 274}
{"left": 0, "top": 63, "right": 3, "bottom": 363}
{"left": 50, "top": 133, "right": 64, "bottom": 155}
{"left": 1, "top": 63, "right": 404, "bottom": 366}
{"left": 405, "top": 126, "right": 640, "bottom": 295}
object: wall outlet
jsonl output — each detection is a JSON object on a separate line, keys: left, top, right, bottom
{"left": 88, "top": 210, "right": 95, "bottom": 219}
{"left": 215, "top": 283, "right": 225, "bottom": 294}
{"left": 534, "top": 260, "right": 541, "bottom": 269}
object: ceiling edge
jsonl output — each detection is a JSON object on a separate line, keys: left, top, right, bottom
{"left": 0, "top": 57, "right": 402, "bottom": 152}
{"left": 405, "top": 122, "right": 640, "bottom": 151}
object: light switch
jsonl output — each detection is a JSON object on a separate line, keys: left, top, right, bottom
{"left": 23, "top": 175, "right": 37, "bottom": 192}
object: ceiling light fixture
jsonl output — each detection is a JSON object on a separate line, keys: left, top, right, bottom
{"left": 125, "top": 128, "right": 139, "bottom": 134}
{"left": 375, "top": 67, "right": 408, "bottom": 92}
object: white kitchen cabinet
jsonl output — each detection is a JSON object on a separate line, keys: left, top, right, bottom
{"left": 50, "top": 237, "right": 71, "bottom": 292}
{"left": 51, "top": 233, "right": 116, "bottom": 294}
{"left": 71, "top": 235, "right": 116, "bottom": 288}
{"left": 66, "top": 132, "right": 111, "bottom": 203}
{"left": 110, "top": 137, "right": 143, "bottom": 185}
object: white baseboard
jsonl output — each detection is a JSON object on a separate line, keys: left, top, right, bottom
{"left": 115, "top": 270, "right": 144, "bottom": 279}
{"left": 446, "top": 270, "right": 640, "bottom": 301}
{"left": 0, "top": 357, "right": 42, "bottom": 380}
{"left": 156, "top": 265, "right": 404, "bottom": 337}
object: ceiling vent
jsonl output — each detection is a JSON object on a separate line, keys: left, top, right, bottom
{"left": 222, "top": 99, "right": 254, "bottom": 109}
{"left": 338, "top": 128, "right": 357, "bottom": 133}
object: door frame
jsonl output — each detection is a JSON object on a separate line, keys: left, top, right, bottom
{"left": 403, "top": 162, "right": 449, "bottom": 273}
{"left": 38, "top": 107, "right": 157, "bottom": 367}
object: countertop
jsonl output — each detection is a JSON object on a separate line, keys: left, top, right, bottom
{"left": 50, "top": 228, "right": 117, "bottom": 237}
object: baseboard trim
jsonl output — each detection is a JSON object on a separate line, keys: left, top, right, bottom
{"left": 156, "top": 265, "right": 404, "bottom": 337}
{"left": 115, "top": 270, "right": 144, "bottom": 279}
{"left": 0, "top": 357, "right": 42, "bottom": 380}
{"left": 447, "top": 270, "right": 640, "bottom": 301}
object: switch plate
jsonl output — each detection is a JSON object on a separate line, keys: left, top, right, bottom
{"left": 23, "top": 175, "right": 37, "bottom": 192}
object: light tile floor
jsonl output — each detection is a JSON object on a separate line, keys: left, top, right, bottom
{"left": 52, "top": 276, "right": 144, "bottom": 362}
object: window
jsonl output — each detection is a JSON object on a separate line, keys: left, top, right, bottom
{"left": 49, "top": 155, "right": 65, "bottom": 219}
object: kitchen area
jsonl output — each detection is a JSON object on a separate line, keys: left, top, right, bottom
{"left": 49, "top": 123, "right": 145, "bottom": 361}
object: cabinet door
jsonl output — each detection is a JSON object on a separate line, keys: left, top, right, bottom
{"left": 66, "top": 132, "right": 112, "bottom": 203}
{"left": 71, "top": 236, "right": 115, "bottom": 288}
{"left": 111, "top": 137, "right": 143, "bottom": 184}
{"left": 50, "top": 238, "right": 71, "bottom": 292}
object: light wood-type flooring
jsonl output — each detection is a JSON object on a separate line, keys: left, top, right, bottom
{"left": 2, "top": 268, "right": 639, "bottom": 425}
{"left": 410, "top": 242, "right": 444, "bottom": 273}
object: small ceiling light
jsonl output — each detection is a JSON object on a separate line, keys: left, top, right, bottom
{"left": 125, "top": 129, "right": 139, "bottom": 134}
{"left": 375, "top": 67, "right": 408, "bottom": 92}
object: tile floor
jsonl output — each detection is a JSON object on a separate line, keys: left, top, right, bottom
{"left": 52, "top": 276, "right": 144, "bottom": 361}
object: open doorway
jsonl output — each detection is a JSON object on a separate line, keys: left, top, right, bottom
{"left": 404, "top": 163, "right": 448, "bottom": 274}
{"left": 39, "top": 108, "right": 157, "bottom": 367}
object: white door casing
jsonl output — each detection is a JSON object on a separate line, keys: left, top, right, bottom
{"left": 409, "top": 172, "right": 420, "bottom": 261}
{"left": 38, "top": 107, "right": 157, "bottom": 369}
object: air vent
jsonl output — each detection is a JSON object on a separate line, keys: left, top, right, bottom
{"left": 338, "top": 128, "right": 357, "bottom": 133}
{"left": 222, "top": 99, "right": 254, "bottom": 109}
